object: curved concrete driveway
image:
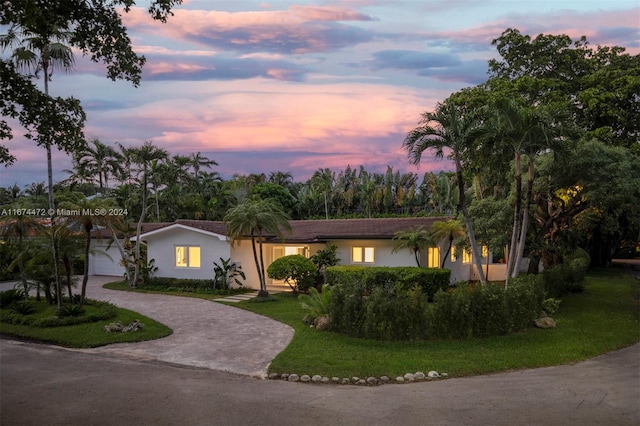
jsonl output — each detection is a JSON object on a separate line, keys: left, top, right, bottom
{"left": 78, "top": 276, "right": 294, "bottom": 377}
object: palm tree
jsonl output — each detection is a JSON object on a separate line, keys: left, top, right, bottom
{"left": 490, "top": 99, "right": 568, "bottom": 281}
{"left": 1, "top": 23, "right": 76, "bottom": 309}
{"left": 403, "top": 101, "right": 487, "bottom": 283}
{"left": 128, "top": 141, "right": 168, "bottom": 287}
{"left": 392, "top": 226, "right": 436, "bottom": 267}
{"left": 72, "top": 139, "right": 123, "bottom": 190}
{"left": 431, "top": 219, "right": 465, "bottom": 268}
{"left": 224, "top": 198, "right": 291, "bottom": 297}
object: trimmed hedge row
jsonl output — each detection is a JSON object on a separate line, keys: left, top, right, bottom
{"left": 326, "top": 266, "right": 450, "bottom": 300}
{"left": 141, "top": 277, "right": 249, "bottom": 294}
{"left": 328, "top": 275, "right": 544, "bottom": 341}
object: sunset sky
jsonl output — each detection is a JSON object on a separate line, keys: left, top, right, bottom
{"left": 1, "top": 0, "right": 638, "bottom": 188}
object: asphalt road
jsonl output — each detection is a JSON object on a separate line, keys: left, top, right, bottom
{"left": 1, "top": 340, "right": 638, "bottom": 426}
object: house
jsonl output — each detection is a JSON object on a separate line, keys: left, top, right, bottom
{"left": 88, "top": 217, "right": 505, "bottom": 287}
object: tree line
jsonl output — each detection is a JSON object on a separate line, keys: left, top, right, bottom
{"left": 1, "top": 0, "right": 638, "bottom": 301}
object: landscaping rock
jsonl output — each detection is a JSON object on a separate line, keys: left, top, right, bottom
{"left": 321, "top": 377, "right": 330, "bottom": 384}
{"left": 311, "top": 375, "right": 322, "bottom": 383}
{"left": 351, "top": 377, "right": 360, "bottom": 384}
{"left": 356, "top": 379, "right": 366, "bottom": 386}
{"left": 281, "top": 374, "right": 289, "bottom": 380}
{"left": 428, "top": 371, "right": 440, "bottom": 378}
{"left": 403, "top": 373, "right": 415, "bottom": 382}
{"left": 341, "top": 378, "right": 350, "bottom": 385}
{"left": 314, "top": 316, "right": 331, "bottom": 331}
{"left": 415, "top": 372, "right": 425, "bottom": 380}
{"left": 332, "top": 377, "right": 341, "bottom": 383}
{"left": 300, "top": 375, "right": 311, "bottom": 383}
{"left": 366, "top": 377, "right": 378, "bottom": 385}
{"left": 380, "top": 376, "right": 390, "bottom": 383}
{"left": 288, "top": 374, "right": 299, "bottom": 382}
{"left": 268, "top": 373, "right": 280, "bottom": 380}
{"left": 396, "top": 376, "right": 405, "bottom": 383}
{"left": 441, "top": 373, "right": 449, "bottom": 378}
{"left": 535, "top": 317, "right": 556, "bottom": 329}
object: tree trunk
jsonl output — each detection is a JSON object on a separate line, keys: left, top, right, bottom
{"left": 441, "top": 239, "right": 453, "bottom": 268}
{"left": 506, "top": 153, "right": 522, "bottom": 287}
{"left": 107, "top": 223, "right": 131, "bottom": 281}
{"left": 454, "top": 155, "right": 486, "bottom": 283}
{"left": 133, "top": 171, "right": 148, "bottom": 288}
{"left": 512, "top": 158, "right": 535, "bottom": 278}
{"left": 80, "top": 224, "right": 91, "bottom": 307}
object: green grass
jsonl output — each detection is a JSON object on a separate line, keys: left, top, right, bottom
{"left": 103, "top": 280, "right": 253, "bottom": 301}
{"left": 0, "top": 300, "right": 172, "bottom": 348}
{"left": 231, "top": 268, "right": 640, "bottom": 378}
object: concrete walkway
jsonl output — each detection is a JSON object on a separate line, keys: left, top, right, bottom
{"left": 65, "top": 276, "right": 294, "bottom": 377}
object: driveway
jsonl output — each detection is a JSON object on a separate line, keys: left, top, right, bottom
{"left": 1, "top": 276, "right": 294, "bottom": 377}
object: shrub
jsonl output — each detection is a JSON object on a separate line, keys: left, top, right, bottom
{"left": 299, "top": 284, "right": 332, "bottom": 318}
{"left": 267, "top": 255, "right": 316, "bottom": 294}
{"left": 12, "top": 300, "right": 36, "bottom": 315}
{"left": 57, "top": 305, "right": 86, "bottom": 318}
{"left": 326, "top": 266, "right": 450, "bottom": 300}
{"left": 362, "top": 284, "right": 428, "bottom": 340}
{"left": 213, "top": 257, "right": 245, "bottom": 290}
{"left": 542, "top": 248, "right": 590, "bottom": 297}
{"left": 0, "top": 289, "right": 25, "bottom": 308}
{"left": 328, "top": 280, "right": 367, "bottom": 337}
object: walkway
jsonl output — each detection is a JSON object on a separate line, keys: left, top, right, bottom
{"left": 73, "top": 276, "right": 293, "bottom": 377}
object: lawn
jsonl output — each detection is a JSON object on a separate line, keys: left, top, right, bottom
{"left": 232, "top": 268, "right": 640, "bottom": 378}
{"left": 0, "top": 300, "right": 172, "bottom": 348}
{"left": 103, "top": 280, "right": 253, "bottom": 301}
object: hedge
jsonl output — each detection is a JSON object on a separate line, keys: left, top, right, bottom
{"left": 326, "top": 266, "right": 450, "bottom": 300}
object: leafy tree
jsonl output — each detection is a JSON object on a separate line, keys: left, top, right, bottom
{"left": 71, "top": 139, "right": 123, "bottom": 190}
{"left": 403, "top": 101, "right": 487, "bottom": 282}
{"left": 392, "top": 225, "right": 435, "bottom": 267}
{"left": 267, "top": 254, "right": 316, "bottom": 294}
{"left": 310, "top": 243, "right": 340, "bottom": 285}
{"left": 224, "top": 198, "right": 291, "bottom": 297}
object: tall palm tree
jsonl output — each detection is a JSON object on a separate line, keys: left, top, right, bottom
{"left": 392, "top": 225, "right": 436, "bottom": 267}
{"left": 224, "top": 198, "right": 291, "bottom": 297}
{"left": 1, "top": 23, "right": 76, "bottom": 309}
{"left": 128, "top": 141, "right": 168, "bottom": 287}
{"left": 404, "top": 101, "right": 487, "bottom": 283}
{"left": 491, "top": 99, "right": 568, "bottom": 280}
{"left": 431, "top": 219, "right": 465, "bottom": 268}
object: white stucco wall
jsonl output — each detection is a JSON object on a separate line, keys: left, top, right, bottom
{"left": 143, "top": 227, "right": 231, "bottom": 280}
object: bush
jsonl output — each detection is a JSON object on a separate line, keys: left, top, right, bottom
{"left": 329, "top": 275, "right": 544, "bottom": 341}
{"left": 0, "top": 289, "right": 25, "bottom": 308}
{"left": 267, "top": 255, "right": 316, "bottom": 294}
{"left": 57, "top": 305, "right": 86, "bottom": 318}
{"left": 541, "top": 248, "right": 590, "bottom": 297}
{"left": 326, "top": 266, "right": 450, "bottom": 300}
{"left": 12, "top": 300, "right": 36, "bottom": 315}
{"left": 141, "top": 277, "right": 249, "bottom": 295}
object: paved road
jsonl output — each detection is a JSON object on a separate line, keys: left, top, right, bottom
{"left": 1, "top": 340, "right": 638, "bottom": 425}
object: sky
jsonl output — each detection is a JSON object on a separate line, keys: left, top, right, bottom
{"left": 1, "top": 0, "right": 639, "bottom": 188}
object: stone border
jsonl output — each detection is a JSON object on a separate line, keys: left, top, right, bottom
{"left": 268, "top": 370, "right": 448, "bottom": 385}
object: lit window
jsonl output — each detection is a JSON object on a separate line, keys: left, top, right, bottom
{"left": 462, "top": 249, "right": 472, "bottom": 264}
{"left": 352, "top": 247, "right": 374, "bottom": 263}
{"left": 273, "top": 246, "right": 309, "bottom": 260}
{"left": 482, "top": 246, "right": 489, "bottom": 258}
{"left": 450, "top": 245, "right": 458, "bottom": 262}
{"left": 175, "top": 246, "right": 201, "bottom": 268}
{"left": 428, "top": 247, "right": 440, "bottom": 268}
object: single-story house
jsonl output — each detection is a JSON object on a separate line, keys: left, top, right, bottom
{"left": 90, "top": 217, "right": 512, "bottom": 287}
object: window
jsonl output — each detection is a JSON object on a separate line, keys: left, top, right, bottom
{"left": 482, "top": 246, "right": 489, "bottom": 258}
{"left": 462, "top": 249, "right": 472, "bottom": 264}
{"left": 450, "top": 245, "right": 458, "bottom": 262}
{"left": 428, "top": 247, "right": 440, "bottom": 268}
{"left": 273, "top": 246, "right": 309, "bottom": 260}
{"left": 175, "top": 246, "right": 201, "bottom": 268}
{"left": 352, "top": 247, "right": 374, "bottom": 263}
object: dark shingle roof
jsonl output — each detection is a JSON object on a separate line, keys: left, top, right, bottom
{"left": 139, "top": 217, "right": 447, "bottom": 242}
